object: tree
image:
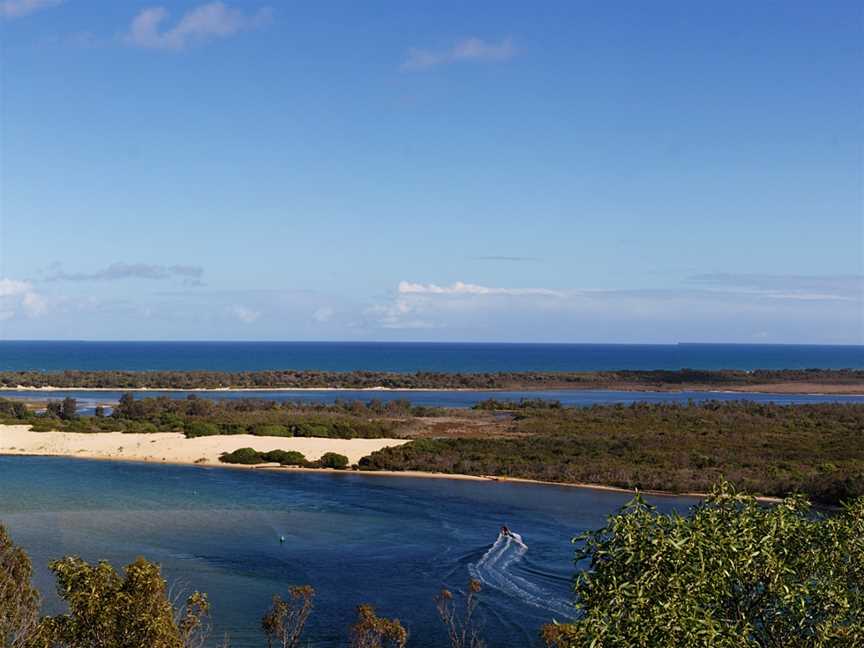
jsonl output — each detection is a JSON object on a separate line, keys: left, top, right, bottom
{"left": 0, "top": 525, "right": 41, "bottom": 648}
{"left": 543, "top": 481, "right": 864, "bottom": 647}
{"left": 318, "top": 453, "right": 349, "bottom": 470}
{"left": 60, "top": 398, "right": 77, "bottom": 421}
{"left": 261, "top": 586, "right": 314, "bottom": 648}
{"left": 44, "top": 402, "right": 62, "bottom": 419}
{"left": 435, "top": 579, "right": 485, "bottom": 648}
{"left": 40, "top": 556, "right": 210, "bottom": 648}
{"left": 349, "top": 605, "right": 408, "bottom": 648}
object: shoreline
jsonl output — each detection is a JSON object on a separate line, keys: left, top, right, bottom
{"left": 0, "top": 424, "right": 783, "bottom": 504}
{"left": 4, "top": 384, "right": 864, "bottom": 396}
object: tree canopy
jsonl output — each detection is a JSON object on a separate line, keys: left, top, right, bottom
{"left": 544, "top": 482, "right": 864, "bottom": 647}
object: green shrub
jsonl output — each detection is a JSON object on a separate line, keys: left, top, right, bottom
{"left": 261, "top": 450, "right": 307, "bottom": 466}
{"left": 184, "top": 422, "right": 221, "bottom": 438}
{"left": 542, "top": 482, "right": 864, "bottom": 647}
{"left": 252, "top": 424, "right": 292, "bottom": 438}
{"left": 318, "top": 453, "right": 349, "bottom": 470}
{"left": 216, "top": 423, "right": 248, "bottom": 436}
{"left": 219, "top": 448, "right": 264, "bottom": 465}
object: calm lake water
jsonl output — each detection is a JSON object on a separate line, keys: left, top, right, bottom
{"left": 1, "top": 341, "right": 861, "bottom": 372}
{"left": 0, "top": 457, "right": 696, "bottom": 647}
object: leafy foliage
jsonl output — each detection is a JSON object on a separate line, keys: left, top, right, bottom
{"left": 0, "top": 526, "right": 40, "bottom": 648}
{"left": 219, "top": 448, "right": 308, "bottom": 466}
{"left": 40, "top": 556, "right": 210, "bottom": 648}
{"left": 543, "top": 482, "right": 864, "bottom": 647}
{"left": 318, "top": 452, "right": 349, "bottom": 469}
{"left": 349, "top": 605, "right": 408, "bottom": 648}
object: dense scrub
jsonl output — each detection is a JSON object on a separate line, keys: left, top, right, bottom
{"left": 360, "top": 401, "right": 864, "bottom": 504}
{"left": 219, "top": 447, "right": 311, "bottom": 466}
{"left": 1, "top": 395, "right": 408, "bottom": 440}
{"left": 543, "top": 482, "right": 864, "bottom": 647}
{"left": 218, "top": 447, "right": 350, "bottom": 469}
{"left": 1, "top": 368, "right": 862, "bottom": 390}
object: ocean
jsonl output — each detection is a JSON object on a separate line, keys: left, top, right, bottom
{"left": 0, "top": 456, "right": 696, "bottom": 647}
{"left": 0, "top": 341, "right": 862, "bottom": 372}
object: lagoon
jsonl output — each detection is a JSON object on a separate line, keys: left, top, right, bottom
{"left": 0, "top": 456, "right": 695, "bottom": 647}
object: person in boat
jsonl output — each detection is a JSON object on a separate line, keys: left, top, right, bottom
{"left": 500, "top": 525, "right": 511, "bottom": 538}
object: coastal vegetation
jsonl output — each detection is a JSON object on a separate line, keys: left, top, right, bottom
{"left": 359, "top": 401, "right": 864, "bottom": 505}
{"left": 1, "top": 368, "right": 862, "bottom": 392}
{"left": 1, "top": 395, "right": 409, "bottom": 440}
{"left": 2, "top": 483, "right": 862, "bottom": 646}
{"left": 3, "top": 395, "right": 864, "bottom": 504}
{"left": 542, "top": 482, "right": 864, "bottom": 647}
{"left": 217, "top": 447, "right": 349, "bottom": 469}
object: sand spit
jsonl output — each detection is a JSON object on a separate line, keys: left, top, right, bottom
{"left": 0, "top": 424, "right": 408, "bottom": 466}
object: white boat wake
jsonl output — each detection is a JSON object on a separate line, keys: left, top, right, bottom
{"left": 468, "top": 532, "right": 574, "bottom": 619}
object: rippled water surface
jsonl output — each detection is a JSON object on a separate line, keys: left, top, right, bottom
{"left": 0, "top": 456, "right": 695, "bottom": 646}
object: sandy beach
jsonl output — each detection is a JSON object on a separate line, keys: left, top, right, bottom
{"left": 0, "top": 424, "right": 408, "bottom": 466}
{"left": 0, "top": 424, "right": 786, "bottom": 503}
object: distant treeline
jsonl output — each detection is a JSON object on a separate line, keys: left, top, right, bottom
{"left": 0, "top": 394, "right": 416, "bottom": 439}
{"left": 1, "top": 368, "right": 862, "bottom": 390}
{"left": 360, "top": 401, "right": 864, "bottom": 505}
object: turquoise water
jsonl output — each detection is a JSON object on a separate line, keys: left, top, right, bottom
{"left": 0, "top": 456, "right": 694, "bottom": 647}
{"left": 1, "top": 341, "right": 861, "bottom": 372}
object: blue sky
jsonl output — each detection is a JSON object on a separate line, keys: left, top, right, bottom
{"left": 1, "top": 0, "right": 861, "bottom": 343}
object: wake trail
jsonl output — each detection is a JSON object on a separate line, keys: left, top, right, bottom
{"left": 468, "top": 533, "right": 574, "bottom": 620}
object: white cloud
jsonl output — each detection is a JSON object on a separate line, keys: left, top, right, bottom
{"left": 402, "top": 37, "right": 516, "bottom": 71}
{"left": 365, "top": 298, "right": 436, "bottom": 330}
{"left": 0, "top": 278, "right": 47, "bottom": 319}
{"left": 126, "top": 2, "right": 272, "bottom": 50}
{"left": 230, "top": 305, "right": 260, "bottom": 324}
{"left": 398, "top": 280, "right": 562, "bottom": 297}
{"left": 1, "top": 0, "right": 61, "bottom": 19}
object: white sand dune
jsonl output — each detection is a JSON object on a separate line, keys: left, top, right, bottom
{"left": 0, "top": 424, "right": 408, "bottom": 467}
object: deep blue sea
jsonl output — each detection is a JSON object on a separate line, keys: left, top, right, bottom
{"left": 1, "top": 341, "right": 862, "bottom": 372}
{"left": 0, "top": 457, "right": 696, "bottom": 647}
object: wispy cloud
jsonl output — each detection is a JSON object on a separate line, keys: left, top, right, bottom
{"left": 358, "top": 277, "right": 863, "bottom": 341}
{"left": 230, "top": 305, "right": 260, "bottom": 324}
{"left": 1, "top": 0, "right": 61, "bottom": 19}
{"left": 0, "top": 278, "right": 47, "bottom": 320}
{"left": 398, "top": 280, "right": 561, "bottom": 297}
{"left": 687, "top": 273, "right": 863, "bottom": 302}
{"left": 45, "top": 262, "right": 204, "bottom": 284}
{"left": 125, "top": 2, "right": 272, "bottom": 50}
{"left": 401, "top": 37, "right": 516, "bottom": 71}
